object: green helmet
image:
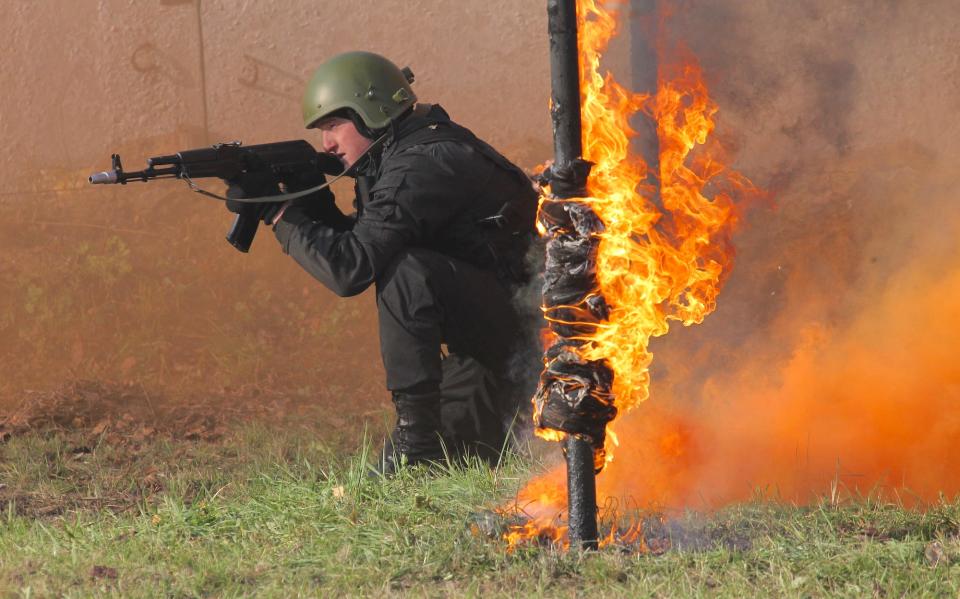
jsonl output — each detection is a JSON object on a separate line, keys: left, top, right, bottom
{"left": 302, "top": 51, "right": 417, "bottom": 131}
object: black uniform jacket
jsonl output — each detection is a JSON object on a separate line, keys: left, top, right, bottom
{"left": 273, "top": 104, "right": 537, "bottom": 297}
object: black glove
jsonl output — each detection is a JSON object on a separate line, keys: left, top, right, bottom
{"left": 224, "top": 171, "right": 282, "bottom": 224}
{"left": 279, "top": 167, "right": 353, "bottom": 230}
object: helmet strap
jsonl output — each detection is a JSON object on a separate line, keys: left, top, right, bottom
{"left": 345, "top": 109, "right": 379, "bottom": 140}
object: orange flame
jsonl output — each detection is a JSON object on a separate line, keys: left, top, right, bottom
{"left": 514, "top": 0, "right": 759, "bottom": 549}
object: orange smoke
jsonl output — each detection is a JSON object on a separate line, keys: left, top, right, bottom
{"left": 587, "top": 229, "right": 960, "bottom": 508}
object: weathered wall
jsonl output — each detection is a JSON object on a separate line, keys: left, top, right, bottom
{"left": 2, "top": 0, "right": 551, "bottom": 183}
{"left": 0, "top": 0, "right": 552, "bottom": 409}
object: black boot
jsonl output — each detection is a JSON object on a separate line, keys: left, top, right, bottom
{"left": 377, "top": 389, "right": 447, "bottom": 476}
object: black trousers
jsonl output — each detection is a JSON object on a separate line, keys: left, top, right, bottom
{"left": 376, "top": 248, "right": 529, "bottom": 458}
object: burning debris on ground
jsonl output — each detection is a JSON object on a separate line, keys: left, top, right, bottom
{"left": 474, "top": 504, "right": 754, "bottom": 555}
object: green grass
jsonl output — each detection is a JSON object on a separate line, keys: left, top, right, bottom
{"left": 0, "top": 426, "right": 958, "bottom": 598}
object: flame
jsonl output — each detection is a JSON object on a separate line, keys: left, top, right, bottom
{"left": 501, "top": 467, "right": 652, "bottom": 551}
{"left": 575, "top": 0, "right": 750, "bottom": 446}
{"left": 513, "top": 0, "right": 759, "bottom": 549}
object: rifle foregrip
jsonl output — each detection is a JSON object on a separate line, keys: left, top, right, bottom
{"left": 226, "top": 211, "right": 259, "bottom": 253}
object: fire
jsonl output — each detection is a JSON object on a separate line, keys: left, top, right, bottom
{"left": 573, "top": 0, "right": 748, "bottom": 449}
{"left": 513, "top": 0, "right": 758, "bottom": 549}
{"left": 501, "top": 467, "right": 651, "bottom": 551}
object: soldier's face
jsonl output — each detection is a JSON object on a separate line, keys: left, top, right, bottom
{"left": 315, "top": 117, "right": 373, "bottom": 168}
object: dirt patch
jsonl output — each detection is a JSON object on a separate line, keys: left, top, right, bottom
{"left": 0, "top": 379, "right": 383, "bottom": 520}
{"left": 90, "top": 565, "right": 119, "bottom": 581}
{"left": 0, "top": 491, "right": 140, "bottom": 519}
{"left": 0, "top": 379, "right": 374, "bottom": 446}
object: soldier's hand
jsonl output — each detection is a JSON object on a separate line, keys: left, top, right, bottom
{"left": 224, "top": 171, "right": 283, "bottom": 223}
{"left": 280, "top": 167, "right": 340, "bottom": 222}
{"left": 281, "top": 166, "right": 330, "bottom": 194}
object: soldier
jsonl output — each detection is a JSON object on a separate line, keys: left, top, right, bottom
{"left": 226, "top": 51, "right": 539, "bottom": 473}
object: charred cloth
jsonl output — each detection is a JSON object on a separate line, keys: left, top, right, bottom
{"left": 534, "top": 162, "right": 617, "bottom": 464}
{"left": 535, "top": 342, "right": 615, "bottom": 453}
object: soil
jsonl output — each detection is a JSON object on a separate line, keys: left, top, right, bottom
{"left": 0, "top": 379, "right": 375, "bottom": 445}
{"left": 0, "top": 379, "right": 384, "bottom": 519}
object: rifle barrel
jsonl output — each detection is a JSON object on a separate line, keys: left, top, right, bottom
{"left": 88, "top": 166, "right": 180, "bottom": 184}
{"left": 89, "top": 171, "right": 118, "bottom": 184}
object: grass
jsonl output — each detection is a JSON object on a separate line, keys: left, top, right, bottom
{"left": 0, "top": 425, "right": 958, "bottom": 598}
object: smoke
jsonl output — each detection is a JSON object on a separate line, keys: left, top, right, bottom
{"left": 587, "top": 0, "right": 960, "bottom": 506}
{"left": 599, "top": 213, "right": 960, "bottom": 506}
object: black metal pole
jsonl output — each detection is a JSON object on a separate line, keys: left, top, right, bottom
{"left": 547, "top": 0, "right": 599, "bottom": 550}
{"left": 629, "top": 0, "right": 660, "bottom": 194}
{"left": 548, "top": 0, "right": 583, "bottom": 166}
{"left": 565, "top": 436, "right": 599, "bottom": 548}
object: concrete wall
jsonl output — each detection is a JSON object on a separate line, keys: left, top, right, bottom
{"left": 0, "top": 0, "right": 553, "bottom": 404}
{"left": 2, "top": 0, "right": 553, "bottom": 189}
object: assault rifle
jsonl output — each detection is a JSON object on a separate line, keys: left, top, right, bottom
{"left": 89, "top": 140, "right": 343, "bottom": 252}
